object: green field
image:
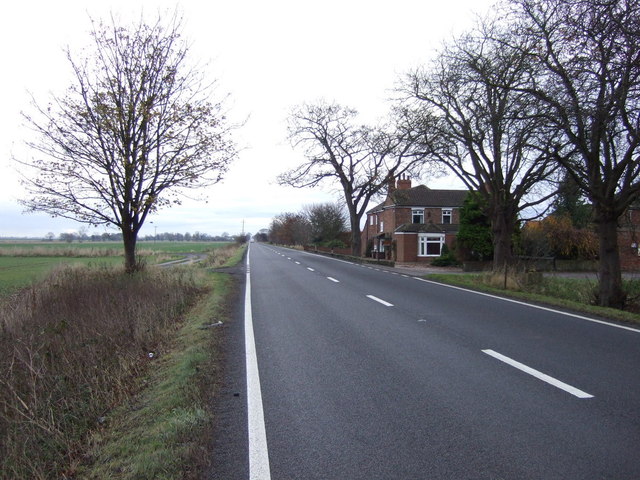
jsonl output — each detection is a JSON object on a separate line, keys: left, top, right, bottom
{"left": 0, "top": 241, "right": 232, "bottom": 295}
{"left": 0, "top": 256, "right": 125, "bottom": 295}
{"left": 0, "top": 240, "right": 229, "bottom": 255}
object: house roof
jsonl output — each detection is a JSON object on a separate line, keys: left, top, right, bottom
{"left": 368, "top": 185, "right": 469, "bottom": 213}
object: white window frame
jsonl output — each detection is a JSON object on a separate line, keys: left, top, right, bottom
{"left": 380, "top": 220, "right": 384, "bottom": 233}
{"left": 418, "top": 234, "right": 445, "bottom": 257}
{"left": 412, "top": 209, "right": 424, "bottom": 224}
{"left": 442, "top": 209, "right": 452, "bottom": 225}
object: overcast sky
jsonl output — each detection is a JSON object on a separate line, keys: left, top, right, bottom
{"left": 0, "top": 0, "right": 495, "bottom": 238}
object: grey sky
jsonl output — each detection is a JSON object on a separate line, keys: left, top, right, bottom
{"left": 0, "top": 0, "right": 493, "bottom": 238}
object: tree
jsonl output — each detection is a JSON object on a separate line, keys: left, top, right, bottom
{"left": 521, "top": 214, "right": 598, "bottom": 260}
{"left": 269, "top": 212, "right": 311, "bottom": 245}
{"left": 457, "top": 192, "right": 493, "bottom": 261}
{"left": 551, "top": 172, "right": 591, "bottom": 229}
{"left": 303, "top": 202, "right": 347, "bottom": 245}
{"left": 18, "top": 13, "right": 237, "bottom": 272}
{"left": 509, "top": 0, "right": 640, "bottom": 308}
{"left": 399, "top": 18, "right": 560, "bottom": 271}
{"left": 279, "top": 101, "right": 420, "bottom": 256}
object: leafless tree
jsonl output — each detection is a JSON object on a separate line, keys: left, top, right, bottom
{"left": 400, "top": 19, "right": 561, "bottom": 271}
{"left": 279, "top": 102, "right": 421, "bottom": 256}
{"left": 18, "top": 13, "right": 237, "bottom": 272}
{"left": 508, "top": 0, "right": 640, "bottom": 308}
{"left": 269, "top": 212, "right": 311, "bottom": 246}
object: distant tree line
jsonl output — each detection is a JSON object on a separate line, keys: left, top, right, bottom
{"left": 48, "top": 231, "right": 237, "bottom": 243}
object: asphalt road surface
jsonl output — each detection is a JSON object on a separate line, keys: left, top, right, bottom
{"left": 208, "top": 243, "right": 640, "bottom": 480}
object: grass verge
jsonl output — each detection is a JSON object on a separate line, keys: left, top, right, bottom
{"left": 78, "top": 244, "right": 246, "bottom": 479}
{"left": 0, "top": 243, "right": 246, "bottom": 479}
{"left": 424, "top": 273, "right": 640, "bottom": 326}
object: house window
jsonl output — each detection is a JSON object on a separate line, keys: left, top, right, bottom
{"left": 380, "top": 221, "right": 384, "bottom": 233}
{"left": 442, "top": 209, "right": 452, "bottom": 225}
{"left": 370, "top": 215, "right": 376, "bottom": 226}
{"left": 418, "top": 234, "right": 444, "bottom": 257}
{"left": 412, "top": 209, "right": 424, "bottom": 224}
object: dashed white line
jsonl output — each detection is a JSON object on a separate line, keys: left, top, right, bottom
{"left": 327, "top": 277, "right": 340, "bottom": 283}
{"left": 295, "top": 261, "right": 300, "bottom": 265}
{"left": 367, "top": 295, "right": 394, "bottom": 307}
{"left": 482, "top": 349, "right": 594, "bottom": 399}
{"left": 307, "top": 267, "right": 315, "bottom": 272}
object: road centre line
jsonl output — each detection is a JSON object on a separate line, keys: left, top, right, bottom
{"left": 367, "top": 295, "right": 394, "bottom": 307}
{"left": 482, "top": 349, "right": 594, "bottom": 399}
{"left": 327, "top": 277, "right": 340, "bottom": 283}
{"left": 413, "top": 277, "right": 640, "bottom": 334}
{"left": 307, "top": 267, "right": 315, "bottom": 272}
{"left": 244, "top": 245, "right": 272, "bottom": 479}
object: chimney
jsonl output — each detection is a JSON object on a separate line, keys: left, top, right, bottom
{"left": 397, "top": 174, "right": 412, "bottom": 190}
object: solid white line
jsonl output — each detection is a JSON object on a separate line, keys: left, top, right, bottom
{"left": 367, "top": 294, "right": 394, "bottom": 307}
{"left": 327, "top": 277, "right": 340, "bottom": 283}
{"left": 245, "top": 246, "right": 272, "bottom": 479}
{"left": 414, "top": 277, "right": 640, "bottom": 334}
{"left": 482, "top": 349, "right": 594, "bottom": 399}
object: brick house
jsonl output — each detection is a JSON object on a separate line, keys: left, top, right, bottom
{"left": 362, "top": 176, "right": 469, "bottom": 263}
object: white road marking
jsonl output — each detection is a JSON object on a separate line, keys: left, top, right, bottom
{"left": 244, "top": 246, "right": 272, "bottom": 479}
{"left": 327, "top": 277, "right": 340, "bottom": 283}
{"left": 414, "top": 277, "right": 640, "bottom": 334}
{"left": 295, "top": 261, "right": 300, "bottom": 265}
{"left": 482, "top": 349, "right": 594, "bottom": 399}
{"left": 367, "top": 295, "right": 394, "bottom": 307}
{"left": 307, "top": 267, "right": 315, "bottom": 272}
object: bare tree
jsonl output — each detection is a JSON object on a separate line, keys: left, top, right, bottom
{"left": 269, "top": 212, "right": 311, "bottom": 246}
{"left": 508, "top": 0, "right": 640, "bottom": 308}
{"left": 279, "top": 101, "right": 420, "bottom": 256}
{"left": 18, "top": 13, "right": 237, "bottom": 272}
{"left": 400, "top": 19, "right": 561, "bottom": 271}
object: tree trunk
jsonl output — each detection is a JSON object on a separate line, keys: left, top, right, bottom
{"left": 491, "top": 210, "right": 514, "bottom": 273}
{"left": 595, "top": 216, "right": 626, "bottom": 309}
{"left": 350, "top": 216, "right": 362, "bottom": 257}
{"left": 122, "top": 228, "right": 139, "bottom": 273}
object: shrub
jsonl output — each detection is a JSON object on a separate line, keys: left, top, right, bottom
{"left": 431, "top": 244, "right": 460, "bottom": 267}
{"left": 0, "top": 265, "right": 203, "bottom": 478}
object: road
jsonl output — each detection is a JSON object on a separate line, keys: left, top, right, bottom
{"left": 208, "top": 243, "right": 640, "bottom": 480}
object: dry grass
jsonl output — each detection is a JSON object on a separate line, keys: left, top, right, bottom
{"left": 0, "top": 264, "right": 204, "bottom": 479}
{"left": 200, "top": 242, "right": 244, "bottom": 268}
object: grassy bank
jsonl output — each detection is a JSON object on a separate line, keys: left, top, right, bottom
{"left": 0, "top": 244, "right": 246, "bottom": 479}
{"left": 425, "top": 273, "right": 640, "bottom": 325}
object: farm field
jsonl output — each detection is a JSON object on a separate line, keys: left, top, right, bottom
{"left": 0, "top": 240, "right": 229, "bottom": 255}
{"left": 0, "top": 256, "right": 124, "bottom": 295}
{"left": 0, "top": 240, "right": 232, "bottom": 296}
